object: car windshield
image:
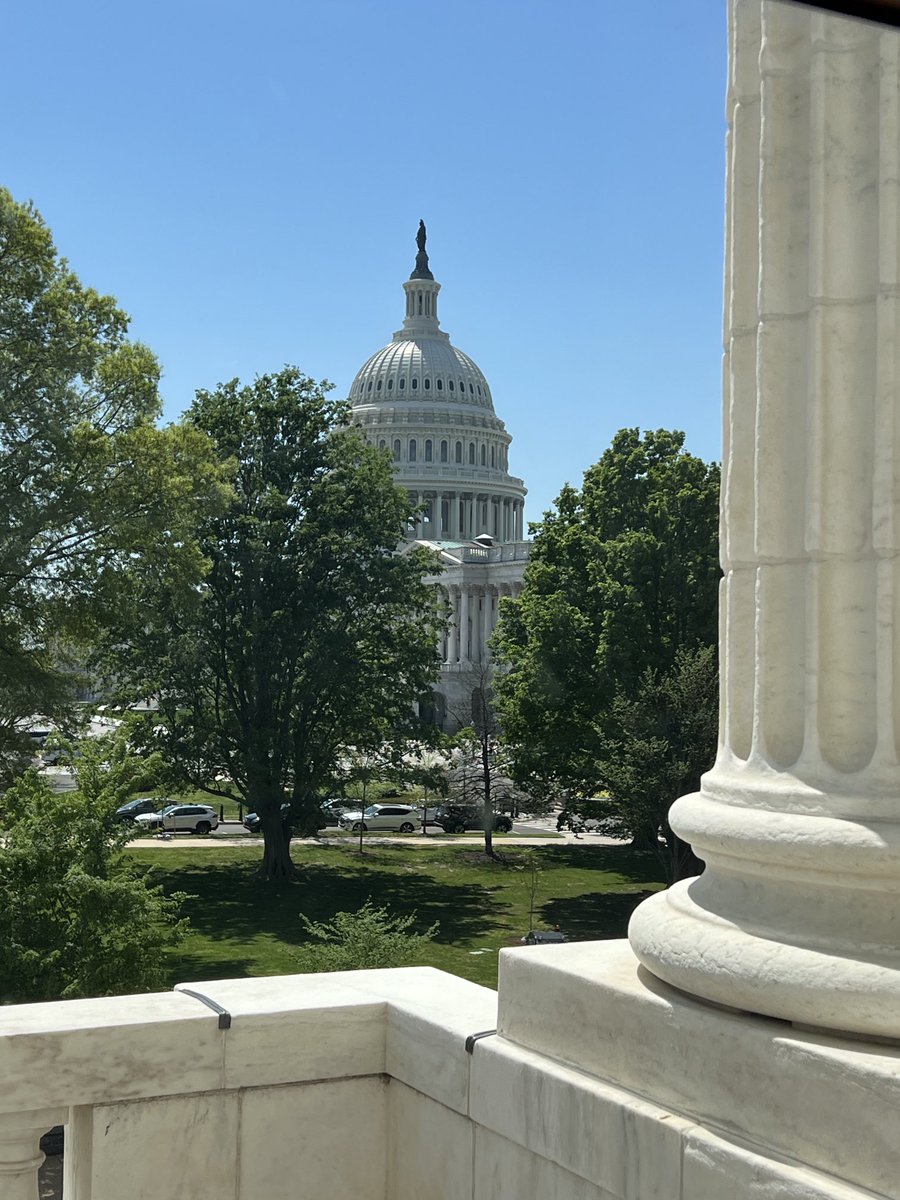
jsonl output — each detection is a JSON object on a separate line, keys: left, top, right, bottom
{"left": 363, "top": 806, "right": 380, "bottom": 817}
{"left": 160, "top": 804, "right": 177, "bottom": 815}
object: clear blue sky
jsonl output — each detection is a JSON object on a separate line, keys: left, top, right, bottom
{"left": 4, "top": 0, "right": 727, "bottom": 526}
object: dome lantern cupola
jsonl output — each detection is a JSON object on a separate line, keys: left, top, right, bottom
{"left": 401, "top": 219, "right": 442, "bottom": 337}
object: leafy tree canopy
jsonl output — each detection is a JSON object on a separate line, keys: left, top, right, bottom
{"left": 109, "top": 369, "right": 443, "bottom": 878}
{"left": 493, "top": 428, "right": 720, "bottom": 878}
{"left": 0, "top": 188, "right": 226, "bottom": 782}
{"left": 0, "top": 735, "right": 186, "bottom": 1002}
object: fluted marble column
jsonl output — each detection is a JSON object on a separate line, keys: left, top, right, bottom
{"left": 481, "top": 587, "right": 494, "bottom": 661}
{"left": 447, "top": 585, "right": 460, "bottom": 664}
{"left": 630, "top": 0, "right": 900, "bottom": 1039}
{"left": 436, "top": 492, "right": 445, "bottom": 538}
{"left": 459, "top": 586, "right": 470, "bottom": 664}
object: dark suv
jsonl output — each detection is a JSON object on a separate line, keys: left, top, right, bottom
{"left": 433, "top": 805, "right": 513, "bottom": 834}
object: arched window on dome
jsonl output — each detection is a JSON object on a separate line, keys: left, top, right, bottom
{"left": 409, "top": 439, "right": 417, "bottom": 462}
{"left": 425, "top": 439, "right": 432, "bottom": 462}
{"left": 377, "top": 380, "right": 382, "bottom": 391}
{"left": 455, "top": 441, "right": 463, "bottom": 464}
{"left": 440, "top": 440, "right": 448, "bottom": 462}
{"left": 412, "top": 378, "right": 418, "bottom": 390}
{"left": 480, "top": 444, "right": 486, "bottom": 466}
{"left": 418, "top": 294, "right": 423, "bottom": 315}
{"left": 491, "top": 445, "right": 496, "bottom": 468}
{"left": 424, "top": 379, "right": 431, "bottom": 390}
{"left": 393, "top": 439, "right": 401, "bottom": 461}
{"left": 388, "top": 379, "right": 393, "bottom": 390}
{"left": 469, "top": 384, "right": 474, "bottom": 394}
{"left": 437, "top": 379, "right": 443, "bottom": 391}
{"left": 460, "top": 380, "right": 466, "bottom": 394}
{"left": 379, "top": 439, "right": 386, "bottom": 451}
{"left": 368, "top": 380, "right": 373, "bottom": 392}
{"left": 468, "top": 442, "right": 476, "bottom": 465}
{"left": 399, "top": 378, "right": 406, "bottom": 390}
{"left": 448, "top": 380, "right": 454, "bottom": 392}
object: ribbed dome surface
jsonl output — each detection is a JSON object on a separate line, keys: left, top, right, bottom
{"left": 349, "top": 336, "right": 494, "bottom": 412}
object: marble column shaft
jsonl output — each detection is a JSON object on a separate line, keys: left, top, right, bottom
{"left": 459, "top": 586, "right": 470, "bottom": 663}
{"left": 629, "top": 0, "right": 900, "bottom": 1039}
{"left": 481, "top": 588, "right": 493, "bottom": 661}
{"left": 447, "top": 586, "right": 460, "bottom": 664}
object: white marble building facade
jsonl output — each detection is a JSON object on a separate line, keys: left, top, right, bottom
{"left": 350, "top": 225, "right": 529, "bottom": 728}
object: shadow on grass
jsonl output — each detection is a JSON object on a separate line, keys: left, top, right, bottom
{"left": 530, "top": 843, "right": 665, "bottom": 886}
{"left": 168, "top": 951, "right": 262, "bottom": 983}
{"left": 540, "top": 890, "right": 658, "bottom": 942}
{"left": 152, "top": 857, "right": 507, "bottom": 951}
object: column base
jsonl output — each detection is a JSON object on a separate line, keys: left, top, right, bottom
{"left": 626, "top": 788, "right": 900, "bottom": 1041}
{"left": 629, "top": 876, "right": 900, "bottom": 1041}
{"left": 497, "top": 940, "right": 900, "bottom": 1199}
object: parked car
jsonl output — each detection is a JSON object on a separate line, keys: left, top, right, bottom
{"left": 433, "top": 805, "right": 513, "bottom": 834}
{"left": 318, "top": 799, "right": 352, "bottom": 826}
{"left": 521, "top": 928, "right": 566, "bottom": 945}
{"left": 135, "top": 804, "right": 219, "bottom": 834}
{"left": 113, "top": 797, "right": 160, "bottom": 823}
{"left": 337, "top": 803, "right": 423, "bottom": 833}
{"left": 242, "top": 803, "right": 292, "bottom": 834}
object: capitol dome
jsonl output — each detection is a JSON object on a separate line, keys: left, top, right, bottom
{"left": 350, "top": 223, "right": 526, "bottom": 544}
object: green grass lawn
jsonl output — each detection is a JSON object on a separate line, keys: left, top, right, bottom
{"left": 130, "top": 843, "right": 665, "bottom": 989}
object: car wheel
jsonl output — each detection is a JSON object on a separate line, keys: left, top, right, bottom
{"left": 399, "top": 822, "right": 415, "bottom": 833}
{"left": 495, "top": 818, "right": 513, "bottom": 833}
{"left": 446, "top": 822, "right": 464, "bottom": 834}
{"left": 195, "top": 821, "right": 211, "bottom": 835}
{"left": 351, "top": 822, "right": 367, "bottom": 832}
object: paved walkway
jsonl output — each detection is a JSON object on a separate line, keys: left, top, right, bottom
{"left": 128, "top": 826, "right": 628, "bottom": 850}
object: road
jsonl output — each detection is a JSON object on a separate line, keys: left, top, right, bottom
{"left": 130, "top": 817, "right": 627, "bottom": 850}
{"left": 38, "top": 770, "right": 626, "bottom": 849}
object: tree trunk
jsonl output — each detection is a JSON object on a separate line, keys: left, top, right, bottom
{"left": 481, "top": 736, "right": 497, "bottom": 858}
{"left": 257, "top": 808, "right": 295, "bottom": 879}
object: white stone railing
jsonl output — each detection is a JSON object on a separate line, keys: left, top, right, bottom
{"left": 1, "top": 969, "right": 496, "bottom": 1200}
{"left": 457, "top": 541, "right": 531, "bottom": 564}
{"left": 1, "top": 953, "right": 884, "bottom": 1199}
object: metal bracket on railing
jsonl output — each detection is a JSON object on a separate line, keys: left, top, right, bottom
{"left": 464, "top": 1029, "right": 497, "bottom": 1053}
{"left": 177, "top": 987, "right": 232, "bottom": 1029}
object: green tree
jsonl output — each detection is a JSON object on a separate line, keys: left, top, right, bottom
{"left": 113, "top": 370, "right": 442, "bottom": 879}
{"left": 580, "top": 645, "right": 717, "bottom": 881}
{"left": 0, "top": 735, "right": 186, "bottom": 1002}
{"left": 400, "top": 742, "right": 452, "bottom": 834}
{"left": 0, "top": 188, "right": 225, "bottom": 783}
{"left": 295, "top": 901, "right": 439, "bottom": 972}
{"left": 494, "top": 428, "right": 720, "bottom": 880}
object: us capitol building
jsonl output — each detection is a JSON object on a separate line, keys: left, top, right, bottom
{"left": 349, "top": 222, "right": 530, "bottom": 728}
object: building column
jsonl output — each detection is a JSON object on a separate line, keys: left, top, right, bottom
{"left": 458, "top": 585, "right": 470, "bottom": 663}
{"left": 415, "top": 491, "right": 424, "bottom": 539}
{"left": 481, "top": 586, "right": 494, "bottom": 660}
{"left": 0, "top": 1109, "right": 66, "bottom": 1200}
{"left": 436, "top": 492, "right": 445, "bottom": 538}
{"left": 447, "top": 585, "right": 460, "bottom": 664}
{"left": 630, "top": 0, "right": 900, "bottom": 1039}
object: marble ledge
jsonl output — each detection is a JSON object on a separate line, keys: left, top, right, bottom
{"left": 496, "top": 939, "right": 900, "bottom": 1199}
